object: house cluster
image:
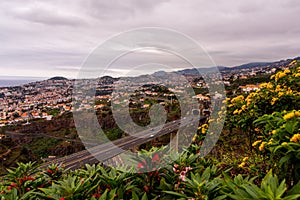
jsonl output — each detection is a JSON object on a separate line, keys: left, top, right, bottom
{"left": 3, "top": 59, "right": 288, "bottom": 127}
{"left": 0, "top": 79, "right": 73, "bottom": 126}
{"left": 221, "top": 60, "right": 292, "bottom": 82}
{"left": 239, "top": 84, "right": 261, "bottom": 93}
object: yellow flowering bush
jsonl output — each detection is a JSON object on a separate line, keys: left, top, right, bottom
{"left": 253, "top": 110, "right": 300, "bottom": 184}
{"left": 227, "top": 60, "right": 300, "bottom": 184}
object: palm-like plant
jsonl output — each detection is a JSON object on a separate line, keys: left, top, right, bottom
{"left": 222, "top": 170, "right": 300, "bottom": 200}
{"left": 37, "top": 175, "right": 99, "bottom": 200}
{"left": 3, "top": 162, "right": 38, "bottom": 197}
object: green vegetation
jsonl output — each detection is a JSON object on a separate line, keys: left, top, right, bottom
{"left": 1, "top": 148, "right": 300, "bottom": 199}
{"left": 24, "top": 138, "right": 61, "bottom": 158}
{"left": 46, "top": 108, "right": 60, "bottom": 117}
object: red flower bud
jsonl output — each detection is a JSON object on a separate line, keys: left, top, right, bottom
{"left": 93, "top": 193, "right": 101, "bottom": 198}
{"left": 143, "top": 185, "right": 149, "bottom": 193}
{"left": 10, "top": 183, "right": 17, "bottom": 187}
{"left": 126, "top": 190, "right": 132, "bottom": 194}
{"left": 27, "top": 176, "right": 35, "bottom": 181}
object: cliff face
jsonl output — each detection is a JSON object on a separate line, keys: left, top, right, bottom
{"left": 0, "top": 137, "right": 36, "bottom": 175}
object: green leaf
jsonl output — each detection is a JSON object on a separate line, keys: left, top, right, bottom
{"left": 287, "top": 180, "right": 300, "bottom": 195}
{"left": 131, "top": 191, "right": 139, "bottom": 200}
{"left": 141, "top": 192, "right": 148, "bottom": 200}
{"left": 163, "top": 191, "right": 187, "bottom": 198}
{"left": 285, "top": 121, "right": 297, "bottom": 134}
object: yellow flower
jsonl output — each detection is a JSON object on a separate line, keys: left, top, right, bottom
{"left": 241, "top": 105, "right": 246, "bottom": 111}
{"left": 259, "top": 142, "right": 266, "bottom": 151}
{"left": 231, "top": 95, "right": 244, "bottom": 104}
{"left": 279, "top": 72, "right": 287, "bottom": 78}
{"left": 254, "top": 127, "right": 260, "bottom": 132}
{"left": 284, "top": 69, "right": 291, "bottom": 74}
{"left": 192, "top": 136, "right": 197, "bottom": 142}
{"left": 268, "top": 140, "right": 273, "bottom": 145}
{"left": 252, "top": 140, "right": 262, "bottom": 147}
{"left": 290, "top": 60, "right": 297, "bottom": 65}
{"left": 201, "top": 128, "right": 207, "bottom": 134}
{"left": 271, "top": 98, "right": 278, "bottom": 105}
{"left": 242, "top": 157, "right": 249, "bottom": 162}
{"left": 267, "top": 82, "right": 273, "bottom": 89}
{"left": 290, "top": 134, "right": 300, "bottom": 143}
{"left": 238, "top": 162, "right": 246, "bottom": 168}
{"left": 272, "top": 130, "right": 277, "bottom": 135}
{"left": 275, "top": 72, "right": 287, "bottom": 81}
{"left": 270, "top": 74, "right": 275, "bottom": 79}
{"left": 260, "top": 83, "right": 268, "bottom": 88}
{"left": 275, "top": 85, "right": 281, "bottom": 92}
{"left": 202, "top": 124, "right": 208, "bottom": 129}
{"left": 286, "top": 88, "right": 293, "bottom": 95}
{"left": 246, "top": 99, "right": 252, "bottom": 106}
{"left": 281, "top": 142, "right": 288, "bottom": 146}
{"left": 283, "top": 111, "right": 296, "bottom": 120}
{"left": 233, "top": 109, "right": 239, "bottom": 115}
{"left": 278, "top": 92, "right": 284, "bottom": 97}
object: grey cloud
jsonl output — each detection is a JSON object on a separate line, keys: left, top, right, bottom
{"left": 0, "top": 0, "right": 299, "bottom": 77}
{"left": 81, "top": 0, "right": 169, "bottom": 20}
{"left": 9, "top": 4, "right": 86, "bottom": 26}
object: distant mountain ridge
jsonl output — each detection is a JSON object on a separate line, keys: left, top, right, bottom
{"left": 1, "top": 56, "right": 300, "bottom": 88}
{"left": 176, "top": 56, "right": 300, "bottom": 75}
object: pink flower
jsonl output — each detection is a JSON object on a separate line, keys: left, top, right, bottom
{"left": 173, "top": 167, "right": 176, "bottom": 172}
{"left": 185, "top": 166, "right": 192, "bottom": 171}
{"left": 179, "top": 174, "right": 186, "bottom": 181}
{"left": 137, "top": 162, "right": 145, "bottom": 169}
{"left": 152, "top": 154, "right": 160, "bottom": 162}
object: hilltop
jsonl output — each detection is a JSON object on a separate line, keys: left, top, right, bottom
{"left": 48, "top": 76, "right": 68, "bottom": 81}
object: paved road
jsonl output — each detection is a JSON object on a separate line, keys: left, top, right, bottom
{"left": 38, "top": 115, "right": 207, "bottom": 170}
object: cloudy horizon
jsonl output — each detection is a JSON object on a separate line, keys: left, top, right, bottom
{"left": 1, "top": 0, "right": 299, "bottom": 78}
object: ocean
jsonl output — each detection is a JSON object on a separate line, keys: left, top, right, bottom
{"left": 0, "top": 76, "right": 46, "bottom": 87}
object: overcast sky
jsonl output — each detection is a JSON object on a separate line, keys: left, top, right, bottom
{"left": 0, "top": 0, "right": 299, "bottom": 78}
